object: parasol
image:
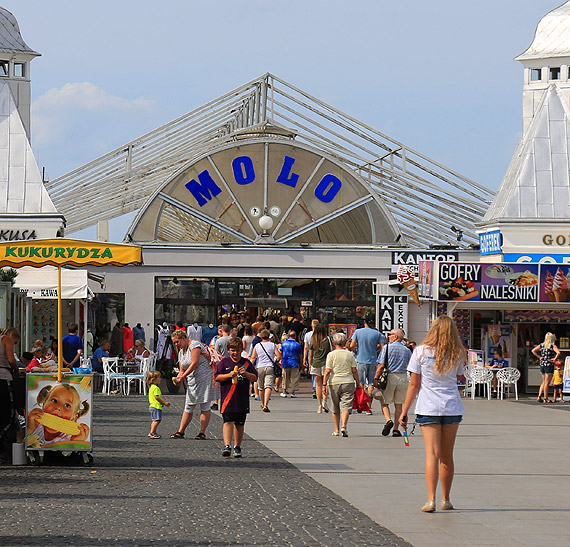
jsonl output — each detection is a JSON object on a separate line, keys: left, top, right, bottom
{"left": 0, "top": 238, "right": 142, "bottom": 380}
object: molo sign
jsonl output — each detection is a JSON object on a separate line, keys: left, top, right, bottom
{"left": 186, "top": 153, "right": 343, "bottom": 207}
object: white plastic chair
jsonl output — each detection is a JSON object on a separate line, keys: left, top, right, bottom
{"left": 469, "top": 367, "right": 493, "bottom": 400}
{"left": 102, "top": 357, "right": 126, "bottom": 395}
{"left": 462, "top": 365, "right": 474, "bottom": 398}
{"left": 125, "top": 357, "right": 152, "bottom": 396}
{"left": 496, "top": 367, "right": 521, "bottom": 400}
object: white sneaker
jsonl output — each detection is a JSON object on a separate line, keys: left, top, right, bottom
{"left": 280, "top": 392, "right": 288, "bottom": 397}
{"left": 317, "top": 405, "right": 322, "bottom": 414}
{"left": 290, "top": 393, "right": 296, "bottom": 398}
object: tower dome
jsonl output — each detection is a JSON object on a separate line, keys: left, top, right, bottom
{"left": 0, "top": 7, "right": 39, "bottom": 56}
{"left": 516, "top": 1, "right": 570, "bottom": 61}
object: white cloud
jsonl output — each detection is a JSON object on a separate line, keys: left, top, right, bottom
{"left": 31, "top": 82, "right": 154, "bottom": 147}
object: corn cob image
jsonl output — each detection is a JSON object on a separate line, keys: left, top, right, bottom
{"left": 38, "top": 413, "right": 81, "bottom": 435}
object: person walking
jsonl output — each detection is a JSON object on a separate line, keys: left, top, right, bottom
{"left": 375, "top": 329, "right": 412, "bottom": 437}
{"left": 249, "top": 329, "right": 281, "bottom": 412}
{"left": 0, "top": 327, "right": 20, "bottom": 463}
{"left": 170, "top": 330, "right": 216, "bottom": 440}
{"left": 349, "top": 315, "right": 385, "bottom": 414}
{"left": 532, "top": 332, "right": 561, "bottom": 403}
{"left": 323, "top": 332, "right": 361, "bottom": 437}
{"left": 280, "top": 331, "right": 302, "bottom": 397}
{"left": 399, "top": 315, "right": 466, "bottom": 513}
{"left": 308, "top": 324, "right": 333, "bottom": 413}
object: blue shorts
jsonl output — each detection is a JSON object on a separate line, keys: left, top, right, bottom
{"left": 416, "top": 414, "right": 462, "bottom": 426}
{"left": 149, "top": 407, "right": 162, "bottom": 421}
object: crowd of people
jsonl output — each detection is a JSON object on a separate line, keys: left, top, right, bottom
{"left": 0, "top": 311, "right": 468, "bottom": 512}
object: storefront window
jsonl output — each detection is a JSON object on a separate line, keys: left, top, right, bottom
{"left": 316, "top": 305, "right": 374, "bottom": 331}
{"left": 315, "top": 279, "right": 373, "bottom": 301}
{"left": 91, "top": 293, "right": 125, "bottom": 345}
{"left": 155, "top": 277, "right": 214, "bottom": 299}
{"left": 267, "top": 278, "right": 313, "bottom": 299}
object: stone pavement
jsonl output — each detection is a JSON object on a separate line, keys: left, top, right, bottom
{"left": 0, "top": 390, "right": 409, "bottom": 547}
{"left": 245, "top": 382, "right": 570, "bottom": 547}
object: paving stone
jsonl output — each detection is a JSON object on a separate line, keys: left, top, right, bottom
{"left": 0, "top": 394, "right": 410, "bottom": 547}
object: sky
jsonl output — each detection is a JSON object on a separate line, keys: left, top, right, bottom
{"left": 1, "top": 0, "right": 563, "bottom": 241}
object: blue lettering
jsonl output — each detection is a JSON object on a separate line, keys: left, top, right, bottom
{"left": 277, "top": 156, "right": 300, "bottom": 188}
{"left": 232, "top": 156, "right": 255, "bottom": 185}
{"left": 314, "top": 174, "right": 341, "bottom": 203}
{"left": 185, "top": 170, "right": 222, "bottom": 207}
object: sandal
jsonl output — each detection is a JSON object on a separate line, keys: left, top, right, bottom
{"left": 537, "top": 396, "right": 543, "bottom": 403}
{"left": 148, "top": 433, "right": 161, "bottom": 439}
{"left": 170, "top": 432, "right": 185, "bottom": 439}
{"left": 392, "top": 430, "right": 402, "bottom": 437}
{"left": 194, "top": 432, "right": 206, "bottom": 440}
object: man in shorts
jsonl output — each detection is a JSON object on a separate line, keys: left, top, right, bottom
{"left": 375, "top": 329, "right": 412, "bottom": 437}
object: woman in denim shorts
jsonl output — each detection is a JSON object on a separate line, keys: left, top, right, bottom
{"left": 400, "top": 316, "right": 465, "bottom": 513}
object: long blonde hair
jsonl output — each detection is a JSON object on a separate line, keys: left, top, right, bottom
{"left": 422, "top": 316, "right": 465, "bottom": 376}
{"left": 544, "top": 332, "right": 556, "bottom": 349}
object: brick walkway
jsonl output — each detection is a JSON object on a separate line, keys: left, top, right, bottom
{"left": 1, "top": 393, "right": 410, "bottom": 547}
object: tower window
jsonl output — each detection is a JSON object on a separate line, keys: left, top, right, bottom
{"left": 0, "top": 61, "right": 7, "bottom": 77}
{"left": 531, "top": 68, "right": 542, "bottom": 81}
{"left": 550, "top": 67, "right": 561, "bottom": 80}
{"left": 13, "top": 63, "right": 24, "bottom": 78}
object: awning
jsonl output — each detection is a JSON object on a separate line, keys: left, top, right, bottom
{"left": 13, "top": 265, "right": 93, "bottom": 300}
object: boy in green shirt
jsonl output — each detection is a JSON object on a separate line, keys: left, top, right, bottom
{"left": 146, "top": 371, "right": 170, "bottom": 439}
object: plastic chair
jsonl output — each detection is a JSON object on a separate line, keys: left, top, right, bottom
{"left": 125, "top": 357, "right": 152, "bottom": 396}
{"left": 496, "top": 367, "right": 521, "bottom": 400}
{"left": 102, "top": 357, "right": 126, "bottom": 395}
{"left": 469, "top": 367, "right": 493, "bottom": 400}
{"left": 462, "top": 365, "right": 474, "bottom": 398}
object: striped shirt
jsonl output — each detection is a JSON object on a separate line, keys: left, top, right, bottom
{"left": 378, "top": 341, "right": 412, "bottom": 373}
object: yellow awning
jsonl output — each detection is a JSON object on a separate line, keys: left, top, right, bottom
{"left": 0, "top": 238, "right": 142, "bottom": 268}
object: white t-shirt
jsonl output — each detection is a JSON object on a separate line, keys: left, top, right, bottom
{"left": 407, "top": 345, "right": 465, "bottom": 416}
{"left": 303, "top": 331, "right": 313, "bottom": 345}
{"left": 255, "top": 341, "right": 275, "bottom": 369}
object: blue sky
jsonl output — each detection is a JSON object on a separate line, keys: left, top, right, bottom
{"left": 2, "top": 0, "right": 561, "bottom": 240}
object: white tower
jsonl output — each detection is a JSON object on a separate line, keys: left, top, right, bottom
{"left": 0, "top": 6, "right": 40, "bottom": 140}
{"left": 516, "top": 1, "right": 570, "bottom": 135}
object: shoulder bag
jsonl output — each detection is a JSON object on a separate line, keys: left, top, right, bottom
{"left": 260, "top": 341, "right": 282, "bottom": 378}
{"left": 377, "top": 343, "right": 389, "bottom": 390}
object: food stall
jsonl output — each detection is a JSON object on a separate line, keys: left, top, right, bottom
{"left": 419, "top": 260, "right": 570, "bottom": 394}
{"left": 0, "top": 239, "right": 142, "bottom": 465}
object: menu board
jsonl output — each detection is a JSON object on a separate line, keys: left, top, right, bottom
{"left": 31, "top": 300, "right": 57, "bottom": 342}
{"left": 438, "top": 263, "right": 539, "bottom": 302}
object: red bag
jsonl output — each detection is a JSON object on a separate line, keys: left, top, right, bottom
{"left": 352, "top": 386, "right": 371, "bottom": 412}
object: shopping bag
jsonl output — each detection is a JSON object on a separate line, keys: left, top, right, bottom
{"left": 352, "top": 386, "right": 371, "bottom": 412}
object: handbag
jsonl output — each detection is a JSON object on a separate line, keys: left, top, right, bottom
{"left": 377, "top": 342, "right": 389, "bottom": 390}
{"left": 259, "top": 341, "right": 282, "bottom": 378}
{"left": 352, "top": 386, "right": 371, "bottom": 412}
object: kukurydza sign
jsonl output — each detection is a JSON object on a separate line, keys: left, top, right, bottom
{"left": 437, "top": 262, "right": 539, "bottom": 302}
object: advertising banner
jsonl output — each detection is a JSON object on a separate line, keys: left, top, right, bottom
{"left": 377, "top": 295, "right": 408, "bottom": 334}
{"left": 487, "top": 325, "right": 511, "bottom": 361}
{"left": 329, "top": 323, "right": 357, "bottom": 339}
{"left": 539, "top": 264, "right": 570, "bottom": 303}
{"left": 438, "top": 262, "right": 539, "bottom": 302}
{"left": 391, "top": 251, "right": 458, "bottom": 274}
{"left": 26, "top": 374, "right": 93, "bottom": 451}
{"left": 564, "top": 357, "right": 570, "bottom": 394}
{"left": 468, "top": 349, "right": 484, "bottom": 368}
{"left": 418, "top": 261, "right": 434, "bottom": 298}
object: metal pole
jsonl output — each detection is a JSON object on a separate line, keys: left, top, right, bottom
{"left": 57, "top": 265, "right": 62, "bottom": 382}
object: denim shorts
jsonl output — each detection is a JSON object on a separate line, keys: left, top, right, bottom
{"left": 149, "top": 407, "right": 162, "bottom": 421}
{"left": 416, "top": 414, "right": 462, "bottom": 426}
{"left": 540, "top": 365, "right": 554, "bottom": 375}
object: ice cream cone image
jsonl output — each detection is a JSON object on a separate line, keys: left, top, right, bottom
{"left": 397, "top": 265, "right": 421, "bottom": 308}
{"left": 553, "top": 268, "right": 570, "bottom": 302}
{"left": 545, "top": 270, "right": 555, "bottom": 302}
{"left": 403, "top": 278, "right": 421, "bottom": 307}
